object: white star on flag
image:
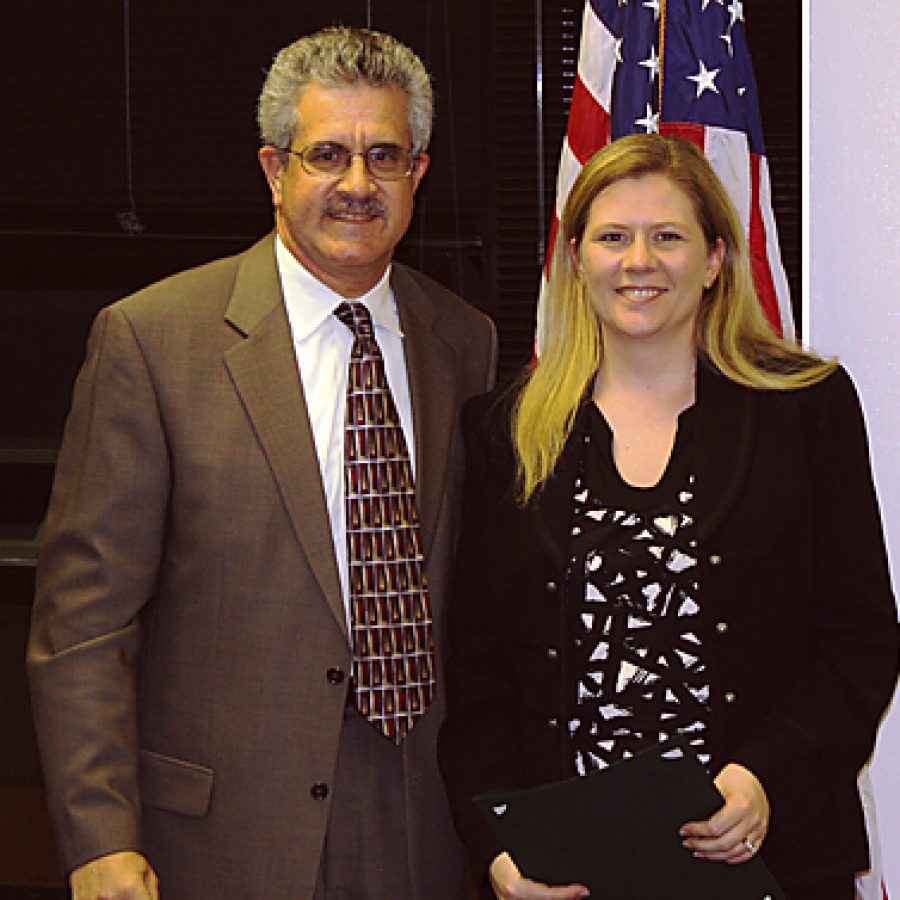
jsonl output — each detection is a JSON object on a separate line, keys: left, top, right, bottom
{"left": 643, "top": 0, "right": 661, "bottom": 19}
{"left": 687, "top": 59, "right": 720, "bottom": 97}
{"left": 728, "top": 0, "right": 744, "bottom": 27}
{"left": 635, "top": 103, "right": 659, "bottom": 133}
{"left": 638, "top": 46, "right": 660, "bottom": 81}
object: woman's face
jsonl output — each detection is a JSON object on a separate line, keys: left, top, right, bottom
{"left": 573, "top": 173, "right": 724, "bottom": 349}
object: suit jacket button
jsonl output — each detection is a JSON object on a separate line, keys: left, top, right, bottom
{"left": 715, "top": 621, "right": 729, "bottom": 634}
{"left": 724, "top": 691, "right": 737, "bottom": 704}
{"left": 546, "top": 647, "right": 559, "bottom": 660}
{"left": 547, "top": 717, "right": 559, "bottom": 729}
{"left": 327, "top": 667, "right": 345, "bottom": 684}
{"left": 708, "top": 553, "right": 723, "bottom": 566}
{"left": 310, "top": 782, "right": 329, "bottom": 800}
{"left": 546, "top": 580, "right": 558, "bottom": 593}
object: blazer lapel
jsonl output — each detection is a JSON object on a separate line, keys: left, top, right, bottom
{"left": 531, "top": 402, "right": 591, "bottom": 571}
{"left": 391, "top": 265, "right": 457, "bottom": 556}
{"left": 223, "top": 235, "right": 347, "bottom": 639}
{"left": 695, "top": 360, "right": 758, "bottom": 540}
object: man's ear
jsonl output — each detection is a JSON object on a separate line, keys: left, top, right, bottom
{"left": 409, "top": 152, "right": 430, "bottom": 194}
{"left": 258, "top": 146, "right": 284, "bottom": 206}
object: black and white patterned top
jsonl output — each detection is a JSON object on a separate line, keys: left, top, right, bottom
{"left": 565, "top": 403, "right": 711, "bottom": 775}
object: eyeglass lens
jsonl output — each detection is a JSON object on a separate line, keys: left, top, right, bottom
{"left": 301, "top": 143, "right": 412, "bottom": 179}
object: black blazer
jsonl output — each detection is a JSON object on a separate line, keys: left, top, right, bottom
{"left": 438, "top": 362, "right": 898, "bottom": 891}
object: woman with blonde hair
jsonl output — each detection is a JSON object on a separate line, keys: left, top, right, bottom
{"left": 438, "top": 134, "right": 897, "bottom": 900}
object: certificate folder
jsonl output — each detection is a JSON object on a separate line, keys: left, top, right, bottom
{"left": 474, "top": 739, "right": 784, "bottom": 899}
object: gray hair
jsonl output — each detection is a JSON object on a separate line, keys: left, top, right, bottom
{"left": 257, "top": 26, "right": 434, "bottom": 155}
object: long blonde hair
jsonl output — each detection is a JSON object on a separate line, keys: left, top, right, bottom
{"left": 513, "top": 133, "right": 835, "bottom": 504}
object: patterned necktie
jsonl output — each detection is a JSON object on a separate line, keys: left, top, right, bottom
{"left": 335, "top": 301, "right": 436, "bottom": 744}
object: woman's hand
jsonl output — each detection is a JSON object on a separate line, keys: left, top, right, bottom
{"left": 679, "top": 762, "right": 770, "bottom": 863}
{"left": 489, "top": 852, "right": 590, "bottom": 899}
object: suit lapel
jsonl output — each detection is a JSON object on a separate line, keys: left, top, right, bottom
{"left": 391, "top": 265, "right": 457, "bottom": 556}
{"left": 223, "top": 235, "right": 347, "bottom": 639}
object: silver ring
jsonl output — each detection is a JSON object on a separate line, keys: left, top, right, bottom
{"left": 744, "top": 839, "right": 757, "bottom": 854}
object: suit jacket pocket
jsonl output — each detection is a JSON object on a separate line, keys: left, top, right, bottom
{"left": 139, "top": 747, "right": 214, "bottom": 817}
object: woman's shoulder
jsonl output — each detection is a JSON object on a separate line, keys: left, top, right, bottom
{"left": 759, "top": 363, "right": 859, "bottom": 416}
{"left": 708, "top": 363, "right": 871, "bottom": 457}
{"left": 702, "top": 358, "right": 856, "bottom": 402}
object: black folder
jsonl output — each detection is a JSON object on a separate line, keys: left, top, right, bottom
{"left": 475, "top": 738, "right": 784, "bottom": 899}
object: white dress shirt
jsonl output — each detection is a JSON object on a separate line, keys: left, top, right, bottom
{"left": 275, "top": 236, "right": 417, "bottom": 627}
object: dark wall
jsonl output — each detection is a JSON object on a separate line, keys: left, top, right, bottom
{"left": 0, "top": 0, "right": 800, "bottom": 444}
{"left": 1, "top": 1, "right": 489, "bottom": 449}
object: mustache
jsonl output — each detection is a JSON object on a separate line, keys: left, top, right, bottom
{"left": 325, "top": 196, "right": 386, "bottom": 217}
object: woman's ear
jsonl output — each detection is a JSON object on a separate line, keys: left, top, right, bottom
{"left": 704, "top": 236, "right": 726, "bottom": 288}
{"left": 568, "top": 236, "right": 582, "bottom": 278}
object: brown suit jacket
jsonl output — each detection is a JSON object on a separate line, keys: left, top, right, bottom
{"left": 27, "top": 234, "right": 497, "bottom": 899}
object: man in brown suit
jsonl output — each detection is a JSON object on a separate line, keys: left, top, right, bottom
{"left": 27, "top": 26, "right": 496, "bottom": 900}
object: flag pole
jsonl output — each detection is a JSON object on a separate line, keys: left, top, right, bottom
{"left": 658, "top": 0, "right": 668, "bottom": 123}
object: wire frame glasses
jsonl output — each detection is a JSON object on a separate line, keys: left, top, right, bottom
{"left": 282, "top": 142, "right": 418, "bottom": 181}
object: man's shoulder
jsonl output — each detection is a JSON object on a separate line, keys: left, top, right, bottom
{"left": 391, "top": 261, "right": 454, "bottom": 297}
{"left": 114, "top": 234, "right": 275, "bottom": 320}
{"left": 391, "top": 261, "right": 490, "bottom": 329}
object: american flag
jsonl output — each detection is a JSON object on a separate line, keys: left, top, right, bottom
{"left": 542, "top": 0, "right": 794, "bottom": 340}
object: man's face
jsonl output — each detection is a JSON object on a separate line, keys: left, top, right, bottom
{"left": 259, "top": 83, "right": 429, "bottom": 298}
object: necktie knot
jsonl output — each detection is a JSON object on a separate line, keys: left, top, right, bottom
{"left": 335, "top": 301, "right": 375, "bottom": 340}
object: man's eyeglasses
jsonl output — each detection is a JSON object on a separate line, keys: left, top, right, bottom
{"left": 282, "top": 142, "right": 418, "bottom": 181}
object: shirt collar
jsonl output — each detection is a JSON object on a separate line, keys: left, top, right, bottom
{"left": 275, "top": 236, "right": 401, "bottom": 342}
